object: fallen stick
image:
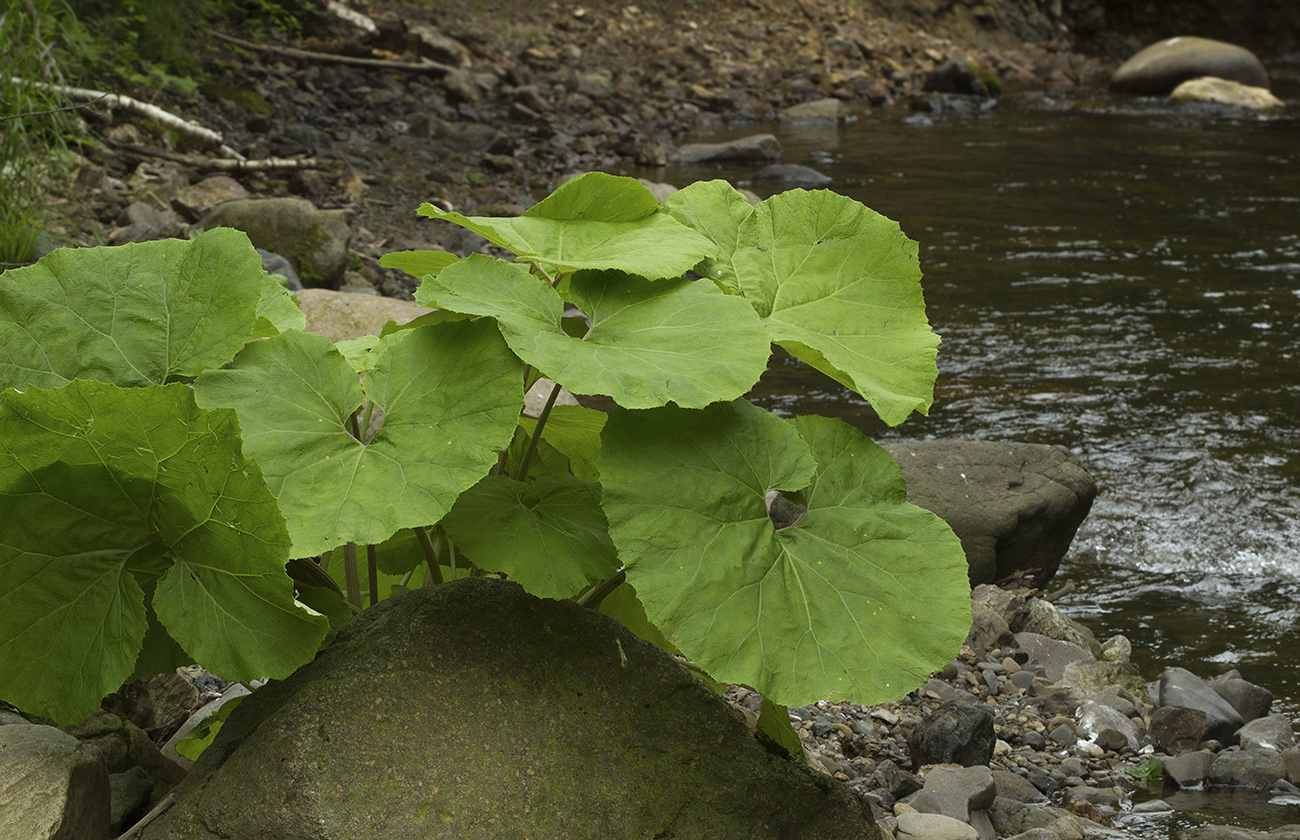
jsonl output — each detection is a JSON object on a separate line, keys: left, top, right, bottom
{"left": 9, "top": 76, "right": 241, "bottom": 159}
{"left": 213, "top": 31, "right": 456, "bottom": 76}
{"left": 109, "top": 141, "right": 319, "bottom": 172}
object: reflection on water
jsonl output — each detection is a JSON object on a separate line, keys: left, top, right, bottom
{"left": 659, "top": 77, "right": 1300, "bottom": 725}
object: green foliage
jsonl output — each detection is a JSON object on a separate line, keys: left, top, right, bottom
{"left": 1126, "top": 757, "right": 1164, "bottom": 785}
{"left": 0, "top": 0, "right": 77, "bottom": 268}
{"left": 0, "top": 175, "right": 970, "bottom": 749}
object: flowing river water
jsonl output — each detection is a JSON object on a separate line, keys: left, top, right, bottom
{"left": 651, "top": 68, "right": 1300, "bottom": 833}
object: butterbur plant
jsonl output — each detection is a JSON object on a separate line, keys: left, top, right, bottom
{"left": 0, "top": 173, "right": 971, "bottom": 753}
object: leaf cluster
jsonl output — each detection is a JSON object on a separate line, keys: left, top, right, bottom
{"left": 0, "top": 175, "right": 972, "bottom": 756}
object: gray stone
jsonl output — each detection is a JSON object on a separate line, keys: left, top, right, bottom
{"left": 0, "top": 724, "right": 111, "bottom": 840}
{"left": 1164, "top": 749, "right": 1216, "bottom": 788}
{"left": 778, "top": 98, "right": 845, "bottom": 125}
{"left": 1209, "top": 748, "right": 1286, "bottom": 789}
{"left": 907, "top": 701, "right": 996, "bottom": 771}
{"left": 1077, "top": 699, "right": 1142, "bottom": 750}
{"left": 1149, "top": 704, "right": 1208, "bottom": 754}
{"left": 257, "top": 248, "right": 302, "bottom": 291}
{"left": 882, "top": 441, "right": 1096, "bottom": 586}
{"left": 1158, "top": 667, "right": 1244, "bottom": 744}
{"left": 110, "top": 766, "right": 156, "bottom": 834}
{"left": 1211, "top": 672, "right": 1274, "bottom": 723}
{"left": 992, "top": 769, "right": 1046, "bottom": 803}
{"left": 754, "top": 164, "right": 833, "bottom": 185}
{"left": 924, "top": 58, "right": 1001, "bottom": 97}
{"left": 912, "top": 765, "right": 996, "bottom": 821}
{"left": 138, "top": 578, "right": 882, "bottom": 840}
{"left": 171, "top": 175, "right": 249, "bottom": 223}
{"left": 1284, "top": 747, "right": 1300, "bottom": 785}
{"left": 1059, "top": 661, "right": 1147, "bottom": 700}
{"left": 670, "top": 133, "right": 784, "bottom": 165}
{"left": 896, "top": 812, "right": 979, "bottom": 840}
{"left": 1014, "top": 632, "right": 1091, "bottom": 683}
{"left": 1238, "top": 715, "right": 1296, "bottom": 752}
{"left": 1110, "top": 36, "right": 1269, "bottom": 95}
{"left": 63, "top": 711, "right": 186, "bottom": 800}
{"left": 205, "top": 197, "right": 351, "bottom": 288}
{"left": 967, "top": 601, "right": 1016, "bottom": 656}
{"left": 1061, "top": 784, "right": 1124, "bottom": 809}
{"left": 294, "top": 287, "right": 427, "bottom": 342}
{"left": 1016, "top": 599, "right": 1101, "bottom": 654}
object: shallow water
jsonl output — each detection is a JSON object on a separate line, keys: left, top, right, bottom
{"left": 653, "top": 71, "right": 1300, "bottom": 741}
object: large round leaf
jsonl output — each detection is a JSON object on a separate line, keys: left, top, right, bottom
{"left": 416, "top": 173, "right": 715, "bottom": 279}
{"left": 0, "top": 228, "right": 265, "bottom": 390}
{"left": 194, "top": 320, "right": 524, "bottom": 555}
{"left": 599, "top": 399, "right": 970, "bottom": 707}
{"left": 0, "top": 381, "right": 325, "bottom": 723}
{"left": 441, "top": 473, "right": 618, "bottom": 599}
{"left": 416, "top": 255, "right": 770, "bottom": 409}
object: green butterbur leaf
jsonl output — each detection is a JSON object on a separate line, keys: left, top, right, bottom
{"left": 670, "top": 188, "right": 939, "bottom": 427}
{"left": 599, "top": 399, "right": 970, "bottom": 708}
{"left": 416, "top": 255, "right": 770, "bottom": 409}
{"left": 379, "top": 250, "right": 461, "bottom": 278}
{"left": 659, "top": 179, "right": 755, "bottom": 294}
{"left": 0, "top": 228, "right": 265, "bottom": 390}
{"left": 194, "top": 320, "right": 524, "bottom": 556}
{"left": 519, "top": 404, "right": 607, "bottom": 482}
{"left": 417, "top": 173, "right": 715, "bottom": 279}
{"left": 442, "top": 474, "right": 618, "bottom": 599}
{"left": 757, "top": 696, "right": 804, "bottom": 759}
{"left": 0, "top": 381, "right": 326, "bottom": 723}
{"left": 252, "top": 273, "right": 306, "bottom": 338}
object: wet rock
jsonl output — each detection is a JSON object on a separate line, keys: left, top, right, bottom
{"left": 908, "top": 701, "right": 996, "bottom": 771}
{"left": 0, "top": 724, "right": 111, "bottom": 840}
{"left": 1109, "top": 36, "right": 1269, "bottom": 96}
{"left": 754, "top": 163, "right": 833, "bottom": 185}
{"left": 1211, "top": 671, "right": 1274, "bottom": 723}
{"left": 881, "top": 441, "right": 1096, "bottom": 586}
{"left": 1237, "top": 715, "right": 1296, "bottom": 752}
{"left": 669, "top": 133, "right": 784, "bottom": 165}
{"left": 139, "top": 578, "right": 882, "bottom": 840}
{"left": 1209, "top": 748, "right": 1286, "bottom": 789}
{"left": 205, "top": 197, "right": 351, "bottom": 288}
{"left": 1164, "top": 749, "right": 1216, "bottom": 788}
{"left": 1156, "top": 667, "right": 1244, "bottom": 744}
{"left": 1149, "top": 704, "right": 1208, "bottom": 754}
{"left": 924, "top": 58, "right": 1001, "bottom": 96}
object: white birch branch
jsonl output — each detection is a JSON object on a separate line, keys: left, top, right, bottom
{"left": 10, "top": 76, "right": 244, "bottom": 160}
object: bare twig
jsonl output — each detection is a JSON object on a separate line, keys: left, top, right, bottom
{"left": 9, "top": 76, "right": 240, "bottom": 157}
{"left": 213, "top": 32, "right": 456, "bottom": 76}
{"left": 107, "top": 141, "right": 320, "bottom": 172}
{"left": 0, "top": 93, "right": 108, "bottom": 123}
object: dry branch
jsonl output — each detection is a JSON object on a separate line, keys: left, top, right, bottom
{"left": 109, "top": 141, "right": 319, "bottom": 172}
{"left": 9, "top": 76, "right": 244, "bottom": 159}
{"left": 213, "top": 32, "right": 456, "bottom": 76}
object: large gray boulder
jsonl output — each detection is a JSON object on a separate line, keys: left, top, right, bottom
{"left": 883, "top": 441, "right": 1096, "bottom": 586}
{"left": 1156, "top": 666, "right": 1244, "bottom": 744}
{"left": 0, "top": 724, "right": 111, "bottom": 840}
{"left": 140, "top": 577, "right": 882, "bottom": 840}
{"left": 205, "top": 197, "right": 351, "bottom": 288}
{"left": 1110, "top": 36, "right": 1269, "bottom": 95}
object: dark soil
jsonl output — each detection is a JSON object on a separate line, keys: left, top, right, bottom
{"left": 52, "top": 0, "right": 1121, "bottom": 282}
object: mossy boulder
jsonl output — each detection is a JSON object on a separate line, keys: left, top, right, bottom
{"left": 205, "top": 197, "right": 350, "bottom": 288}
{"left": 140, "top": 577, "right": 883, "bottom": 840}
